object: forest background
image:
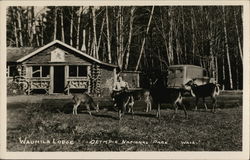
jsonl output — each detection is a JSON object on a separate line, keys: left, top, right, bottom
{"left": 6, "top": 6, "right": 243, "bottom": 90}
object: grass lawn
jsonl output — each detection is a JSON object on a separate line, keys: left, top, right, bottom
{"left": 7, "top": 92, "right": 242, "bottom": 151}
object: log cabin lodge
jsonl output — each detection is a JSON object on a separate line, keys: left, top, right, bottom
{"left": 7, "top": 40, "right": 140, "bottom": 95}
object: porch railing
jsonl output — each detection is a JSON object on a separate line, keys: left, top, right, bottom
{"left": 27, "top": 78, "right": 50, "bottom": 95}
{"left": 65, "top": 77, "right": 89, "bottom": 95}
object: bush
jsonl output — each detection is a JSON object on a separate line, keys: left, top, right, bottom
{"left": 7, "top": 81, "right": 26, "bottom": 95}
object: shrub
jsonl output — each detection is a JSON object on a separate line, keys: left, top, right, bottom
{"left": 7, "top": 81, "right": 26, "bottom": 95}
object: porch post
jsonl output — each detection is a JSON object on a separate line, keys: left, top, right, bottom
{"left": 49, "top": 66, "right": 54, "bottom": 94}
{"left": 87, "top": 65, "right": 91, "bottom": 93}
{"left": 26, "top": 66, "right": 31, "bottom": 95}
{"left": 65, "top": 65, "right": 69, "bottom": 95}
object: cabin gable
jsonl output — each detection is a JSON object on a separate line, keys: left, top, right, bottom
{"left": 23, "top": 44, "right": 91, "bottom": 65}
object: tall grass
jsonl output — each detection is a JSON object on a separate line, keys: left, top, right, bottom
{"left": 7, "top": 95, "right": 242, "bottom": 151}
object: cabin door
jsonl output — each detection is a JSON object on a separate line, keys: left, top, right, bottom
{"left": 53, "top": 66, "right": 65, "bottom": 93}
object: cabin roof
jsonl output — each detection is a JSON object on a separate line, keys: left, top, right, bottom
{"left": 7, "top": 47, "right": 38, "bottom": 62}
{"left": 8, "top": 40, "right": 118, "bottom": 68}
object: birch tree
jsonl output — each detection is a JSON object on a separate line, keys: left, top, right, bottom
{"left": 233, "top": 8, "right": 243, "bottom": 63}
{"left": 135, "top": 6, "right": 154, "bottom": 71}
{"left": 16, "top": 7, "right": 23, "bottom": 46}
{"left": 222, "top": 6, "right": 233, "bottom": 89}
{"left": 91, "top": 6, "right": 98, "bottom": 59}
{"left": 124, "top": 7, "right": 136, "bottom": 70}
{"left": 70, "top": 7, "right": 74, "bottom": 46}
{"left": 106, "top": 6, "right": 112, "bottom": 63}
{"left": 60, "top": 8, "right": 65, "bottom": 42}
{"left": 53, "top": 7, "right": 57, "bottom": 40}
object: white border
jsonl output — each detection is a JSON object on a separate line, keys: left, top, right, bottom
{"left": 0, "top": 0, "right": 249, "bottom": 159}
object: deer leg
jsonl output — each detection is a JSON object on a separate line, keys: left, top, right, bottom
{"left": 131, "top": 104, "right": 134, "bottom": 119}
{"left": 73, "top": 101, "right": 80, "bottom": 115}
{"left": 118, "top": 109, "right": 121, "bottom": 120}
{"left": 128, "top": 108, "right": 131, "bottom": 113}
{"left": 211, "top": 97, "right": 216, "bottom": 113}
{"left": 122, "top": 102, "right": 126, "bottom": 118}
{"left": 171, "top": 103, "right": 179, "bottom": 120}
{"left": 96, "top": 103, "right": 99, "bottom": 112}
{"left": 203, "top": 97, "right": 208, "bottom": 111}
{"left": 146, "top": 100, "right": 152, "bottom": 112}
{"left": 149, "top": 101, "right": 152, "bottom": 111}
{"left": 180, "top": 102, "right": 188, "bottom": 119}
{"left": 194, "top": 97, "right": 199, "bottom": 111}
{"left": 86, "top": 104, "right": 92, "bottom": 116}
{"left": 156, "top": 103, "right": 161, "bottom": 118}
{"left": 124, "top": 98, "right": 130, "bottom": 113}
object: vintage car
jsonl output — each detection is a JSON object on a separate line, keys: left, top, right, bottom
{"left": 167, "top": 65, "right": 215, "bottom": 89}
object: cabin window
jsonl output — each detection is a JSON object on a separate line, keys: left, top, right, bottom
{"left": 32, "top": 66, "right": 40, "bottom": 77}
{"left": 69, "top": 66, "right": 77, "bottom": 77}
{"left": 7, "top": 66, "right": 18, "bottom": 77}
{"left": 78, "top": 66, "right": 87, "bottom": 76}
{"left": 32, "top": 66, "right": 50, "bottom": 77}
{"left": 69, "top": 65, "right": 87, "bottom": 77}
{"left": 42, "top": 66, "right": 50, "bottom": 77}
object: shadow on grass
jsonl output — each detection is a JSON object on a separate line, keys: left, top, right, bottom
{"left": 92, "top": 113, "right": 118, "bottom": 120}
{"left": 133, "top": 112, "right": 156, "bottom": 118}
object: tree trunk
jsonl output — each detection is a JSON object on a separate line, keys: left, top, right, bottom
{"left": 92, "top": 6, "right": 98, "bottom": 59}
{"left": 81, "top": 29, "right": 86, "bottom": 51}
{"left": 176, "top": 38, "right": 181, "bottom": 64}
{"left": 27, "top": 6, "right": 34, "bottom": 47}
{"left": 124, "top": 7, "right": 135, "bottom": 70}
{"left": 17, "top": 7, "right": 23, "bottom": 46}
{"left": 168, "top": 6, "right": 174, "bottom": 65}
{"left": 117, "top": 6, "right": 124, "bottom": 69}
{"left": 215, "top": 56, "right": 218, "bottom": 83}
{"left": 60, "top": 8, "right": 65, "bottom": 42}
{"left": 209, "top": 23, "right": 215, "bottom": 79}
{"left": 135, "top": 6, "right": 154, "bottom": 71}
{"left": 159, "top": 8, "right": 170, "bottom": 65}
{"left": 36, "top": 32, "right": 40, "bottom": 47}
{"left": 13, "top": 21, "right": 19, "bottom": 47}
{"left": 120, "top": 7, "right": 124, "bottom": 65}
{"left": 233, "top": 8, "right": 243, "bottom": 63}
{"left": 106, "top": 6, "right": 112, "bottom": 63}
{"left": 40, "top": 16, "right": 44, "bottom": 46}
{"left": 87, "top": 25, "right": 92, "bottom": 54}
{"left": 182, "top": 6, "right": 187, "bottom": 63}
{"left": 191, "top": 8, "right": 196, "bottom": 64}
{"left": 11, "top": 7, "right": 19, "bottom": 47}
{"left": 76, "top": 7, "right": 83, "bottom": 50}
{"left": 70, "top": 7, "right": 74, "bottom": 46}
{"left": 53, "top": 7, "right": 57, "bottom": 40}
{"left": 222, "top": 46, "right": 225, "bottom": 90}
{"left": 115, "top": 7, "right": 121, "bottom": 68}
{"left": 222, "top": 6, "right": 233, "bottom": 89}
{"left": 97, "top": 16, "right": 105, "bottom": 55}
{"left": 10, "top": 7, "right": 19, "bottom": 47}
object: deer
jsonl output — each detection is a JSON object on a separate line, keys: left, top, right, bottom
{"left": 111, "top": 89, "right": 135, "bottom": 120}
{"left": 72, "top": 93, "right": 99, "bottom": 115}
{"left": 150, "top": 78, "right": 188, "bottom": 119}
{"left": 143, "top": 90, "right": 152, "bottom": 112}
{"left": 185, "top": 79, "right": 220, "bottom": 113}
